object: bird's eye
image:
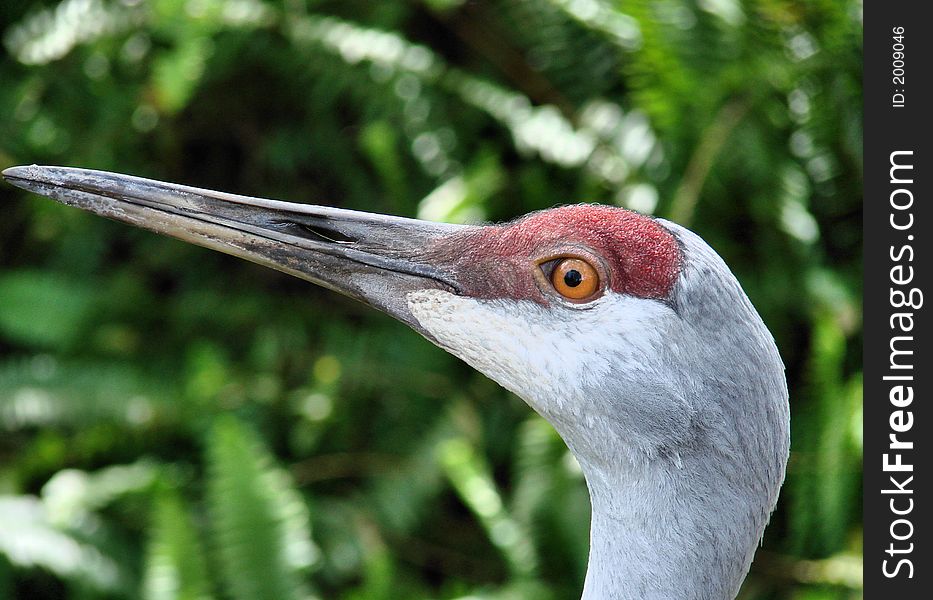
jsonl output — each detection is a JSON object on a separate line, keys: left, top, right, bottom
{"left": 550, "top": 258, "right": 600, "bottom": 300}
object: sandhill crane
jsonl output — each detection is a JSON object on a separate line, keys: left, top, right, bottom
{"left": 3, "top": 165, "right": 789, "bottom": 600}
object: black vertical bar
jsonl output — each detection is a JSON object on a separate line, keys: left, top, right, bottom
{"left": 863, "top": 2, "right": 930, "bottom": 597}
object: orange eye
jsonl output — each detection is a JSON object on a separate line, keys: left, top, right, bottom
{"left": 550, "top": 258, "right": 600, "bottom": 300}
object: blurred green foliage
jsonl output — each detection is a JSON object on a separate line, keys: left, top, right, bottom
{"left": 0, "top": 1, "right": 862, "bottom": 598}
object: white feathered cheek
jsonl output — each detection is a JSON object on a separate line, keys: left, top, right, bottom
{"left": 405, "top": 289, "right": 672, "bottom": 414}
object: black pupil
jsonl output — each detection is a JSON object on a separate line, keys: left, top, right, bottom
{"left": 563, "top": 269, "right": 583, "bottom": 287}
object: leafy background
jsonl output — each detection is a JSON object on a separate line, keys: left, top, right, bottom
{"left": 0, "top": 1, "right": 862, "bottom": 598}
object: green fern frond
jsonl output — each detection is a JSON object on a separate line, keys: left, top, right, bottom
{"left": 205, "top": 416, "right": 318, "bottom": 600}
{"left": 286, "top": 13, "right": 645, "bottom": 184}
{"left": 786, "top": 313, "right": 862, "bottom": 558}
{"left": 142, "top": 489, "right": 213, "bottom": 600}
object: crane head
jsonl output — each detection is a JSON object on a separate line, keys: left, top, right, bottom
{"left": 411, "top": 204, "right": 787, "bottom": 476}
{"left": 3, "top": 165, "right": 786, "bottom": 465}
{"left": 4, "top": 165, "right": 789, "bottom": 595}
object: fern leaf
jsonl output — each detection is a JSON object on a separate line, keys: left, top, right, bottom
{"left": 205, "top": 417, "right": 318, "bottom": 600}
{"left": 143, "top": 489, "right": 214, "bottom": 600}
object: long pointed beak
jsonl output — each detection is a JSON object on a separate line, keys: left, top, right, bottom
{"left": 3, "top": 165, "right": 471, "bottom": 335}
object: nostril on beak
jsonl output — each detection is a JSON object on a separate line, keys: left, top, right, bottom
{"left": 297, "top": 223, "right": 357, "bottom": 244}
{"left": 267, "top": 219, "right": 358, "bottom": 245}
